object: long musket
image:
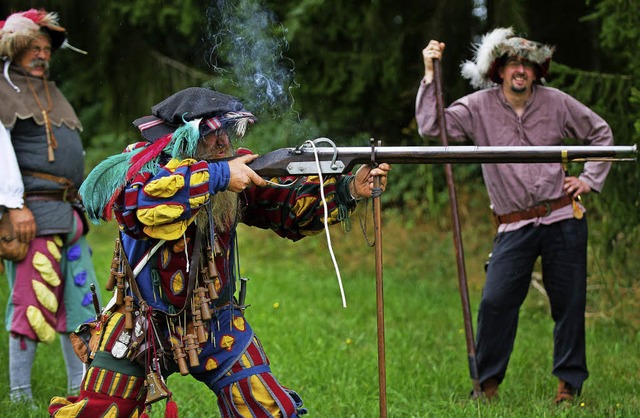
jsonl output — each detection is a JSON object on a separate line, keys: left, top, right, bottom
{"left": 247, "top": 143, "right": 637, "bottom": 177}
{"left": 245, "top": 139, "right": 635, "bottom": 414}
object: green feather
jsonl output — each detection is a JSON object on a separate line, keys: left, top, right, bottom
{"left": 79, "top": 149, "right": 143, "bottom": 223}
{"left": 169, "top": 118, "right": 201, "bottom": 159}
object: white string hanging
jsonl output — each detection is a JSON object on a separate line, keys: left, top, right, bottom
{"left": 304, "top": 139, "right": 348, "bottom": 308}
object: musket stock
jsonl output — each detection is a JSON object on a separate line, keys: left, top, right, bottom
{"left": 247, "top": 144, "right": 637, "bottom": 177}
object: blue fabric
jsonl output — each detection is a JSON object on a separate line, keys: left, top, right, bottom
{"left": 208, "top": 161, "right": 230, "bottom": 193}
{"left": 210, "top": 364, "right": 271, "bottom": 394}
{"left": 476, "top": 218, "right": 589, "bottom": 390}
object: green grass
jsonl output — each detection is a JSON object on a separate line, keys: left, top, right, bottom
{"left": 1, "top": 212, "right": 639, "bottom": 417}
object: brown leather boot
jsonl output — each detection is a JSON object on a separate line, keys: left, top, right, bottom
{"left": 555, "top": 379, "right": 577, "bottom": 404}
{"left": 482, "top": 377, "right": 500, "bottom": 400}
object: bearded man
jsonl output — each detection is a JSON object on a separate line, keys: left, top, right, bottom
{"left": 49, "top": 87, "right": 390, "bottom": 417}
{"left": 416, "top": 28, "right": 613, "bottom": 403}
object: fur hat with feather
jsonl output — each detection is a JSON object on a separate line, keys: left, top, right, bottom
{"left": 460, "top": 27, "right": 555, "bottom": 89}
{"left": 0, "top": 9, "right": 66, "bottom": 60}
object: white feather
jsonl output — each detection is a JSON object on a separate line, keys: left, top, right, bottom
{"left": 460, "top": 27, "right": 513, "bottom": 89}
{"left": 2, "top": 15, "right": 40, "bottom": 34}
{"left": 460, "top": 27, "right": 554, "bottom": 90}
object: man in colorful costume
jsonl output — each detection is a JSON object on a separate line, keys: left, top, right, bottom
{"left": 416, "top": 28, "right": 613, "bottom": 402}
{"left": 49, "top": 87, "right": 391, "bottom": 417}
{"left": 0, "top": 9, "right": 100, "bottom": 403}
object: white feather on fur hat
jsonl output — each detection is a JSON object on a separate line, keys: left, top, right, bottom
{"left": 0, "top": 9, "right": 66, "bottom": 60}
{"left": 460, "top": 27, "right": 555, "bottom": 89}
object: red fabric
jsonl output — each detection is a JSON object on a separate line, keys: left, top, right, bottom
{"left": 165, "top": 399, "right": 179, "bottom": 418}
{"left": 48, "top": 390, "right": 145, "bottom": 417}
{"left": 126, "top": 134, "right": 173, "bottom": 180}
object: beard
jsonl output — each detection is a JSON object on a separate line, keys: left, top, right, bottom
{"left": 196, "top": 191, "right": 241, "bottom": 234}
{"left": 194, "top": 137, "right": 241, "bottom": 233}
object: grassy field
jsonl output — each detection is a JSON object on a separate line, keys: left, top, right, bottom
{"left": 1, "top": 206, "right": 639, "bottom": 417}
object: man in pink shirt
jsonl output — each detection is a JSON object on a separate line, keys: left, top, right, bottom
{"left": 415, "top": 27, "right": 613, "bottom": 403}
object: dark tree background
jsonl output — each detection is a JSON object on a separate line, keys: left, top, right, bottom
{"left": 2, "top": 0, "right": 638, "bottom": 273}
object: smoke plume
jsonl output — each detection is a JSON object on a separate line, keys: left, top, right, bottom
{"left": 205, "top": 0, "right": 296, "bottom": 117}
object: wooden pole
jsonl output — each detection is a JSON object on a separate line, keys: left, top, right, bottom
{"left": 433, "top": 59, "right": 482, "bottom": 397}
{"left": 371, "top": 138, "right": 388, "bottom": 417}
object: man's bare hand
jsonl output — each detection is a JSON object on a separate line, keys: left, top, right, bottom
{"left": 8, "top": 207, "right": 36, "bottom": 243}
{"left": 350, "top": 163, "right": 392, "bottom": 199}
{"left": 422, "top": 40, "right": 445, "bottom": 83}
{"left": 564, "top": 176, "right": 591, "bottom": 199}
{"left": 226, "top": 154, "right": 267, "bottom": 192}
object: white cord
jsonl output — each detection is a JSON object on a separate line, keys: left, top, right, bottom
{"left": 103, "top": 239, "right": 167, "bottom": 314}
{"left": 133, "top": 239, "right": 166, "bottom": 278}
{"left": 183, "top": 233, "right": 190, "bottom": 273}
{"left": 305, "top": 140, "right": 347, "bottom": 308}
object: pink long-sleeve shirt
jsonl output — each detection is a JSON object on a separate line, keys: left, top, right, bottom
{"left": 415, "top": 80, "right": 613, "bottom": 230}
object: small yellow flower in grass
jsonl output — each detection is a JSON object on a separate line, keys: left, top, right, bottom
{"left": 580, "top": 402, "right": 585, "bottom": 407}
{"left": 273, "top": 302, "right": 280, "bottom": 309}
{"left": 345, "top": 338, "right": 353, "bottom": 345}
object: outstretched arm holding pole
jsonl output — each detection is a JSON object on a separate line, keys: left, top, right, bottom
{"left": 427, "top": 39, "right": 483, "bottom": 398}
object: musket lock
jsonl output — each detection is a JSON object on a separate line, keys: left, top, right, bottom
{"left": 289, "top": 137, "right": 343, "bottom": 174}
{"left": 285, "top": 160, "right": 346, "bottom": 175}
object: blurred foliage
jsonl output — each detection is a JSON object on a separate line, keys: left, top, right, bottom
{"left": 1, "top": 0, "right": 638, "bottom": 311}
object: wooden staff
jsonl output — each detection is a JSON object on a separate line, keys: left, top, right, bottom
{"left": 433, "top": 58, "right": 482, "bottom": 397}
{"left": 371, "top": 138, "right": 388, "bottom": 418}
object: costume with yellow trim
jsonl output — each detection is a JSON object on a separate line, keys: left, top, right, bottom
{"left": 49, "top": 88, "right": 360, "bottom": 417}
{"left": 1, "top": 8, "right": 100, "bottom": 403}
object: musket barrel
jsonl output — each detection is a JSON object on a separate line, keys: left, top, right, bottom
{"left": 248, "top": 145, "right": 637, "bottom": 177}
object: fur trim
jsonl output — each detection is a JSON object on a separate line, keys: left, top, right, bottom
{"left": 460, "top": 27, "right": 554, "bottom": 89}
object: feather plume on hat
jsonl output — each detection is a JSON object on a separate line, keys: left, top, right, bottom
{"left": 81, "top": 88, "right": 258, "bottom": 222}
{"left": 0, "top": 9, "right": 66, "bottom": 60}
{"left": 460, "top": 27, "right": 555, "bottom": 89}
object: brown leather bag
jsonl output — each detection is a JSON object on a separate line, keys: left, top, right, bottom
{"left": 0, "top": 214, "right": 28, "bottom": 262}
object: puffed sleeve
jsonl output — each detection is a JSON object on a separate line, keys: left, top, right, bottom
{"left": 0, "top": 127, "right": 24, "bottom": 209}
{"left": 115, "top": 157, "right": 230, "bottom": 240}
{"left": 241, "top": 173, "right": 357, "bottom": 241}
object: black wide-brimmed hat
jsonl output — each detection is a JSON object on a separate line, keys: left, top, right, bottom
{"left": 133, "top": 87, "right": 256, "bottom": 143}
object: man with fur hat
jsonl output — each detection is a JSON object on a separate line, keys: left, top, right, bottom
{"left": 48, "top": 87, "right": 391, "bottom": 417}
{"left": 415, "top": 28, "right": 613, "bottom": 403}
{"left": 0, "top": 9, "right": 100, "bottom": 405}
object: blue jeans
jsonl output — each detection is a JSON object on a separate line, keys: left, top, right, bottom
{"left": 475, "top": 218, "right": 588, "bottom": 390}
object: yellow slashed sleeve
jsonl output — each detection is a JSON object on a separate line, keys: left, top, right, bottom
{"left": 143, "top": 174, "right": 185, "bottom": 198}
{"left": 142, "top": 219, "right": 189, "bottom": 240}
{"left": 137, "top": 204, "right": 186, "bottom": 226}
{"left": 188, "top": 170, "right": 210, "bottom": 208}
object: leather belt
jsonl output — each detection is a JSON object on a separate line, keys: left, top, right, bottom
{"left": 25, "top": 189, "right": 80, "bottom": 203}
{"left": 21, "top": 170, "right": 74, "bottom": 188}
{"left": 494, "top": 195, "right": 574, "bottom": 224}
